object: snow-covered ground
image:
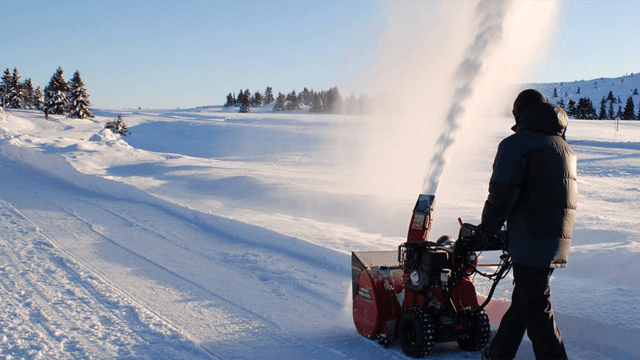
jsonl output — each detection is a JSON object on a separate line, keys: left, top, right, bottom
{"left": 0, "top": 105, "right": 639, "bottom": 359}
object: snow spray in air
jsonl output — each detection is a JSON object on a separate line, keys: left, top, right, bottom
{"left": 422, "top": 0, "right": 561, "bottom": 195}
{"left": 422, "top": 1, "right": 511, "bottom": 195}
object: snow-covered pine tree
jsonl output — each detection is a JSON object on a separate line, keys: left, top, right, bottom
{"left": 67, "top": 70, "right": 94, "bottom": 119}
{"left": 553, "top": 87, "right": 558, "bottom": 97}
{"left": 1, "top": 68, "right": 12, "bottom": 108}
{"left": 310, "top": 92, "right": 322, "bottom": 113}
{"left": 286, "top": 90, "right": 300, "bottom": 111}
{"left": 44, "top": 67, "right": 70, "bottom": 115}
{"left": 264, "top": 86, "right": 275, "bottom": 105}
{"left": 301, "top": 87, "right": 312, "bottom": 106}
{"left": 9, "top": 68, "right": 23, "bottom": 109}
{"left": 34, "top": 86, "right": 44, "bottom": 110}
{"left": 22, "top": 78, "right": 36, "bottom": 109}
{"left": 273, "top": 92, "right": 286, "bottom": 112}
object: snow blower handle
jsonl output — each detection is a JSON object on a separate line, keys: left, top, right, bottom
{"left": 457, "top": 223, "right": 508, "bottom": 252}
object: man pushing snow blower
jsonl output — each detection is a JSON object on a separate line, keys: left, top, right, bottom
{"left": 351, "top": 89, "right": 577, "bottom": 360}
{"left": 480, "top": 89, "right": 577, "bottom": 360}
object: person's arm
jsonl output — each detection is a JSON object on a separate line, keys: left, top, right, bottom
{"left": 480, "top": 137, "right": 527, "bottom": 232}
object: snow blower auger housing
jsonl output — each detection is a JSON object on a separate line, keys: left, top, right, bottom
{"left": 351, "top": 194, "right": 511, "bottom": 358}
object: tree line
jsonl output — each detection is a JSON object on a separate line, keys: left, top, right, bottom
{"left": 553, "top": 88, "right": 640, "bottom": 120}
{"left": 224, "top": 86, "right": 373, "bottom": 115}
{"left": 1, "top": 66, "right": 94, "bottom": 119}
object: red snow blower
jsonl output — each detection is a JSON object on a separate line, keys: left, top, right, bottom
{"left": 351, "top": 194, "right": 511, "bottom": 358}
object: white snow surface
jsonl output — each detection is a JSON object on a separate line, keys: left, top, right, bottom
{"left": 0, "top": 104, "right": 639, "bottom": 359}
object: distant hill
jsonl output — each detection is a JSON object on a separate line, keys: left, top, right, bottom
{"left": 527, "top": 73, "right": 640, "bottom": 118}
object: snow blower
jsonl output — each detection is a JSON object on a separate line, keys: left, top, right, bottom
{"left": 351, "top": 194, "right": 511, "bottom": 358}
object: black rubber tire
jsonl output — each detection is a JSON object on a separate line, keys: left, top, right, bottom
{"left": 397, "top": 307, "right": 435, "bottom": 358}
{"left": 457, "top": 310, "right": 491, "bottom": 351}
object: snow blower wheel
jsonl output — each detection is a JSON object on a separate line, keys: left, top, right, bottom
{"left": 397, "top": 307, "right": 435, "bottom": 358}
{"left": 456, "top": 310, "right": 491, "bottom": 351}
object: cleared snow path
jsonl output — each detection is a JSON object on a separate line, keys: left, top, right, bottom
{"left": 0, "top": 158, "right": 410, "bottom": 359}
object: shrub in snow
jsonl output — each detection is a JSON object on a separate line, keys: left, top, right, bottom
{"left": 105, "top": 115, "right": 130, "bottom": 136}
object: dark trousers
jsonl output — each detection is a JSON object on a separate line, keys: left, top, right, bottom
{"left": 487, "top": 263, "right": 567, "bottom": 360}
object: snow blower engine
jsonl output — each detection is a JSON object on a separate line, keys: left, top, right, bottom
{"left": 351, "top": 194, "right": 511, "bottom": 358}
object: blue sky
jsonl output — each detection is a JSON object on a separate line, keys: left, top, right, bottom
{"left": 2, "top": 0, "right": 639, "bottom": 109}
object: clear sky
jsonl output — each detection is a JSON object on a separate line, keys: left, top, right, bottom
{"left": 2, "top": 0, "right": 639, "bottom": 109}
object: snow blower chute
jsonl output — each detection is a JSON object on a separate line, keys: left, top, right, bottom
{"left": 351, "top": 194, "right": 511, "bottom": 358}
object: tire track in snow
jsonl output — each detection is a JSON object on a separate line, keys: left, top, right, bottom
{"left": 28, "top": 192, "right": 356, "bottom": 359}
{"left": 0, "top": 200, "right": 211, "bottom": 359}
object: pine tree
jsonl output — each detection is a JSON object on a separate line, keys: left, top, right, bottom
{"left": 300, "top": 87, "right": 312, "bottom": 105}
{"left": 273, "top": 92, "right": 286, "bottom": 112}
{"left": 606, "top": 91, "right": 615, "bottom": 103}
{"left": 598, "top": 97, "right": 607, "bottom": 120}
{"left": 567, "top": 99, "right": 577, "bottom": 117}
{"left": 253, "top": 91, "right": 264, "bottom": 107}
{"left": 615, "top": 105, "right": 622, "bottom": 120}
{"left": 557, "top": 98, "right": 565, "bottom": 110}
{"left": 9, "top": 68, "right": 23, "bottom": 109}
{"left": 239, "top": 89, "right": 252, "bottom": 113}
{"left": 310, "top": 92, "right": 322, "bottom": 113}
{"left": 224, "top": 93, "right": 234, "bottom": 107}
{"left": 286, "top": 90, "right": 300, "bottom": 110}
{"left": 34, "top": 86, "right": 44, "bottom": 110}
{"left": 0, "top": 68, "right": 10, "bottom": 107}
{"left": 622, "top": 96, "right": 635, "bottom": 120}
{"left": 22, "top": 78, "right": 36, "bottom": 109}
{"left": 67, "top": 70, "right": 94, "bottom": 119}
{"left": 553, "top": 87, "right": 558, "bottom": 97}
{"left": 105, "top": 114, "right": 130, "bottom": 135}
{"left": 264, "top": 86, "right": 274, "bottom": 105}
{"left": 576, "top": 86, "right": 581, "bottom": 94}
{"left": 44, "top": 67, "right": 70, "bottom": 115}
{"left": 608, "top": 100, "right": 615, "bottom": 120}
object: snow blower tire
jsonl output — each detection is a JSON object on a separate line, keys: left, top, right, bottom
{"left": 457, "top": 310, "right": 491, "bottom": 351}
{"left": 397, "top": 307, "right": 435, "bottom": 358}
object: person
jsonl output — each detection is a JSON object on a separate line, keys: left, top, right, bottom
{"left": 480, "top": 89, "right": 578, "bottom": 360}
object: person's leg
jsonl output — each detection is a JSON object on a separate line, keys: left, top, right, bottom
{"left": 487, "top": 264, "right": 527, "bottom": 359}
{"left": 518, "top": 265, "right": 567, "bottom": 360}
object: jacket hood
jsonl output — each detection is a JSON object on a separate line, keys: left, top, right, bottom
{"left": 511, "top": 102, "right": 568, "bottom": 137}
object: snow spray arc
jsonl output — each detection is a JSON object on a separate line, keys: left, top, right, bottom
{"left": 422, "top": 0, "right": 512, "bottom": 195}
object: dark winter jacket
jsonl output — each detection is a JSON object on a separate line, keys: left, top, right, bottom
{"left": 481, "top": 102, "right": 578, "bottom": 268}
